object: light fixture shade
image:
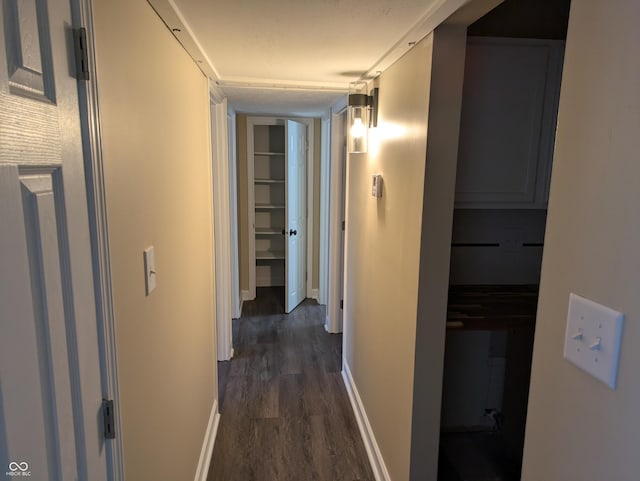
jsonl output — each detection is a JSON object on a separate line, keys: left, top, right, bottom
{"left": 348, "top": 104, "right": 369, "bottom": 154}
{"left": 348, "top": 81, "right": 369, "bottom": 153}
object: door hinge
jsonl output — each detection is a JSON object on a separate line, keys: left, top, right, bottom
{"left": 102, "top": 399, "right": 116, "bottom": 439}
{"left": 341, "top": 220, "right": 345, "bottom": 231}
{"left": 73, "top": 28, "right": 90, "bottom": 81}
{"left": 340, "top": 299, "right": 344, "bottom": 309}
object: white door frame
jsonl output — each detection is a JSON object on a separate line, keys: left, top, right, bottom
{"left": 299, "top": 118, "right": 315, "bottom": 300}
{"left": 210, "top": 95, "right": 234, "bottom": 361}
{"left": 245, "top": 116, "right": 315, "bottom": 301}
{"left": 318, "top": 117, "right": 331, "bottom": 305}
{"left": 227, "top": 110, "right": 241, "bottom": 319}
{"left": 75, "top": 0, "right": 124, "bottom": 478}
{"left": 326, "top": 96, "right": 348, "bottom": 333}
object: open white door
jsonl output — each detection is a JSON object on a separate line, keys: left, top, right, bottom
{"left": 285, "top": 120, "right": 307, "bottom": 313}
{"left": 0, "top": 0, "right": 108, "bottom": 479}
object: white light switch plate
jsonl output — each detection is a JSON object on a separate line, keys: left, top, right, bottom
{"left": 371, "top": 174, "right": 383, "bottom": 198}
{"left": 563, "top": 293, "right": 623, "bottom": 389}
{"left": 143, "top": 246, "right": 156, "bottom": 295}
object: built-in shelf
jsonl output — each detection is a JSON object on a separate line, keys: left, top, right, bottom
{"left": 255, "top": 203, "right": 285, "bottom": 209}
{"left": 256, "top": 228, "right": 283, "bottom": 235}
{"left": 251, "top": 120, "right": 287, "bottom": 289}
{"left": 255, "top": 178, "right": 285, "bottom": 184}
{"left": 256, "top": 250, "right": 285, "bottom": 260}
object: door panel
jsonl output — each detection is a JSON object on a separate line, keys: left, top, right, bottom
{"left": 1, "top": 0, "right": 61, "bottom": 162}
{"left": 0, "top": 0, "right": 108, "bottom": 479}
{"left": 285, "top": 120, "right": 307, "bottom": 313}
{"left": 1, "top": 166, "right": 80, "bottom": 480}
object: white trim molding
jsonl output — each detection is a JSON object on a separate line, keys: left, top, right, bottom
{"left": 76, "top": 0, "right": 125, "bottom": 478}
{"left": 342, "top": 364, "right": 392, "bottom": 481}
{"left": 210, "top": 95, "right": 234, "bottom": 362}
{"left": 146, "top": 0, "right": 225, "bottom": 100}
{"left": 302, "top": 118, "right": 315, "bottom": 299}
{"left": 362, "top": 0, "right": 484, "bottom": 80}
{"left": 326, "top": 101, "right": 347, "bottom": 333}
{"left": 227, "top": 111, "right": 241, "bottom": 320}
{"left": 193, "top": 400, "right": 221, "bottom": 481}
{"left": 310, "top": 288, "right": 319, "bottom": 301}
{"left": 318, "top": 116, "right": 331, "bottom": 305}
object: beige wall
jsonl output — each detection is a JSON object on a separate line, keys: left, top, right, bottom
{"left": 343, "top": 36, "right": 435, "bottom": 481}
{"left": 93, "top": 1, "right": 217, "bottom": 480}
{"left": 236, "top": 116, "right": 322, "bottom": 294}
{"left": 522, "top": 1, "right": 640, "bottom": 480}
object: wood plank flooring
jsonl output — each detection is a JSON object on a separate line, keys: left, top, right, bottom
{"left": 208, "top": 287, "right": 374, "bottom": 481}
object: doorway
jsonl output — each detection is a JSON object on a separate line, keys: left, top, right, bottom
{"left": 241, "top": 116, "right": 316, "bottom": 314}
{"left": 437, "top": 1, "right": 571, "bottom": 480}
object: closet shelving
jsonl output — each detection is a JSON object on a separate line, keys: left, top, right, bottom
{"left": 250, "top": 120, "right": 286, "bottom": 286}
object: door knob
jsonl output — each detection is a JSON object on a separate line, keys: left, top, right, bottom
{"left": 289, "top": 229, "right": 297, "bottom": 236}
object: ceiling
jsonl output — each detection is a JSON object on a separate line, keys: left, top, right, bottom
{"left": 150, "top": 0, "right": 475, "bottom": 115}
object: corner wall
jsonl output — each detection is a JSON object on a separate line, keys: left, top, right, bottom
{"left": 343, "top": 35, "right": 434, "bottom": 481}
{"left": 409, "top": 24, "right": 467, "bottom": 481}
{"left": 92, "top": 1, "right": 217, "bottom": 479}
{"left": 521, "top": 1, "right": 640, "bottom": 480}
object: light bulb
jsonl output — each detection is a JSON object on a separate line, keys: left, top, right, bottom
{"left": 351, "top": 117, "right": 366, "bottom": 139}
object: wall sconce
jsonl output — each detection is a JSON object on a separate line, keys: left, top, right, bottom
{"left": 348, "top": 81, "right": 379, "bottom": 154}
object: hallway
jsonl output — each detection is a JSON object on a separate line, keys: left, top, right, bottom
{"left": 208, "top": 288, "right": 374, "bottom": 481}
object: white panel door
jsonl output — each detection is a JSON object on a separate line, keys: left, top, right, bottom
{"left": 285, "top": 120, "right": 307, "bottom": 313}
{"left": 0, "top": 0, "right": 108, "bottom": 480}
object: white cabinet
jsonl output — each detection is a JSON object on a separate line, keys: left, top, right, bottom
{"left": 248, "top": 118, "right": 287, "bottom": 288}
{"left": 455, "top": 37, "right": 564, "bottom": 209}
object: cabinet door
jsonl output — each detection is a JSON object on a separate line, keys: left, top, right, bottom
{"left": 455, "top": 37, "right": 563, "bottom": 209}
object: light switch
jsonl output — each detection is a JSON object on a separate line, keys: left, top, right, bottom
{"left": 143, "top": 246, "right": 156, "bottom": 295}
{"left": 371, "top": 174, "right": 383, "bottom": 198}
{"left": 563, "top": 293, "right": 624, "bottom": 389}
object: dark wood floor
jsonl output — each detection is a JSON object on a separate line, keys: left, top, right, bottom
{"left": 207, "top": 287, "right": 374, "bottom": 481}
{"left": 438, "top": 431, "right": 520, "bottom": 481}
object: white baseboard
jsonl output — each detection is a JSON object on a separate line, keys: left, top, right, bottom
{"left": 342, "top": 364, "right": 391, "bottom": 481}
{"left": 240, "top": 289, "right": 251, "bottom": 316}
{"left": 310, "top": 288, "right": 319, "bottom": 300}
{"left": 218, "top": 343, "right": 234, "bottom": 362}
{"left": 233, "top": 298, "right": 241, "bottom": 319}
{"left": 193, "top": 400, "right": 221, "bottom": 481}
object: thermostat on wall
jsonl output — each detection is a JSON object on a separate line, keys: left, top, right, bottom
{"left": 371, "top": 174, "right": 383, "bottom": 198}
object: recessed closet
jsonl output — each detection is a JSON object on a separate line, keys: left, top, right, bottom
{"left": 438, "top": 1, "right": 571, "bottom": 479}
